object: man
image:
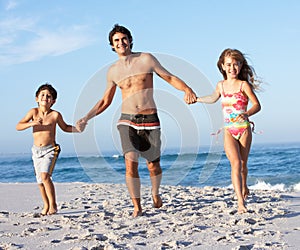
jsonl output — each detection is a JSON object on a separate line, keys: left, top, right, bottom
{"left": 77, "top": 24, "right": 197, "bottom": 217}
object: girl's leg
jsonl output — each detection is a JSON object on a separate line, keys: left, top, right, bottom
{"left": 38, "top": 183, "right": 49, "bottom": 215}
{"left": 40, "top": 172, "right": 57, "bottom": 215}
{"left": 239, "top": 127, "right": 252, "bottom": 199}
{"left": 224, "top": 130, "right": 247, "bottom": 213}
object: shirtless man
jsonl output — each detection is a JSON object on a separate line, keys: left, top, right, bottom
{"left": 76, "top": 24, "right": 197, "bottom": 217}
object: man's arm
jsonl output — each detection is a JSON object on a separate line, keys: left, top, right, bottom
{"left": 76, "top": 80, "right": 117, "bottom": 132}
{"left": 149, "top": 54, "right": 197, "bottom": 104}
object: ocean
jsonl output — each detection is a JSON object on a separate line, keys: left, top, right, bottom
{"left": 1, "top": 143, "right": 299, "bottom": 192}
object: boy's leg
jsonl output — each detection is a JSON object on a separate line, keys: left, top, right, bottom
{"left": 38, "top": 183, "right": 49, "bottom": 215}
{"left": 40, "top": 172, "right": 57, "bottom": 215}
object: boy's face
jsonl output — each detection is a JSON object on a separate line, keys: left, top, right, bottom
{"left": 36, "top": 89, "right": 55, "bottom": 108}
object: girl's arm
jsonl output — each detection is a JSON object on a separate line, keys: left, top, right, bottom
{"left": 197, "top": 83, "right": 221, "bottom": 104}
{"left": 243, "top": 82, "right": 261, "bottom": 117}
{"left": 236, "top": 81, "right": 261, "bottom": 122}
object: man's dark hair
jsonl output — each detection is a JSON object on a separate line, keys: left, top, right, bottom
{"left": 108, "top": 24, "right": 133, "bottom": 52}
{"left": 35, "top": 83, "right": 57, "bottom": 100}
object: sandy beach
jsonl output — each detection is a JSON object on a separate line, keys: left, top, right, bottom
{"left": 0, "top": 183, "right": 299, "bottom": 250}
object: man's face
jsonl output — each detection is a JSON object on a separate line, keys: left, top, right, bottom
{"left": 111, "top": 32, "right": 131, "bottom": 55}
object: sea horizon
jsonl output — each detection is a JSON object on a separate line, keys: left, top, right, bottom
{"left": 1, "top": 141, "right": 299, "bottom": 192}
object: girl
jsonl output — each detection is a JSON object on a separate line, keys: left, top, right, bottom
{"left": 197, "top": 49, "right": 261, "bottom": 213}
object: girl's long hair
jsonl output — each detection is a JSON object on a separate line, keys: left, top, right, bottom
{"left": 217, "top": 48, "right": 261, "bottom": 90}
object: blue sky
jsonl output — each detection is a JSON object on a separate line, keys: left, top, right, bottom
{"left": 1, "top": 0, "right": 300, "bottom": 155}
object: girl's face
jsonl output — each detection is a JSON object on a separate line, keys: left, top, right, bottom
{"left": 222, "top": 56, "right": 242, "bottom": 79}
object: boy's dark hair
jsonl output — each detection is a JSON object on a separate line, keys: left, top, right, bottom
{"left": 108, "top": 24, "right": 133, "bottom": 52}
{"left": 35, "top": 83, "right": 57, "bottom": 100}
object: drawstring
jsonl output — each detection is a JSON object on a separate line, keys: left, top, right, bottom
{"left": 211, "top": 121, "right": 263, "bottom": 139}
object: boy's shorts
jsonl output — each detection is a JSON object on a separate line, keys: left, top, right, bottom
{"left": 117, "top": 113, "right": 161, "bottom": 162}
{"left": 31, "top": 144, "right": 61, "bottom": 184}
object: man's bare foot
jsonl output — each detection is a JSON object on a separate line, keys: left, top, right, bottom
{"left": 243, "top": 187, "right": 250, "bottom": 200}
{"left": 41, "top": 207, "right": 48, "bottom": 216}
{"left": 132, "top": 210, "right": 143, "bottom": 217}
{"left": 238, "top": 201, "right": 247, "bottom": 214}
{"left": 152, "top": 194, "right": 162, "bottom": 208}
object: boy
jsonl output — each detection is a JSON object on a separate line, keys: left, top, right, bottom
{"left": 16, "top": 83, "right": 80, "bottom": 215}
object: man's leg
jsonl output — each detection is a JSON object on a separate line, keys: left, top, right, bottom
{"left": 147, "top": 161, "right": 162, "bottom": 208}
{"left": 125, "top": 152, "right": 143, "bottom": 217}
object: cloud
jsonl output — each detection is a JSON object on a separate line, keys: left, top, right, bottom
{"left": 5, "top": 0, "right": 18, "bottom": 11}
{"left": 0, "top": 17, "right": 97, "bottom": 66}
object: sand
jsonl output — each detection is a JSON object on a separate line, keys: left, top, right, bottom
{"left": 0, "top": 183, "right": 299, "bottom": 250}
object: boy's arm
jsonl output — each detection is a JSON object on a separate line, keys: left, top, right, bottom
{"left": 56, "top": 112, "right": 80, "bottom": 133}
{"left": 16, "top": 109, "right": 41, "bottom": 131}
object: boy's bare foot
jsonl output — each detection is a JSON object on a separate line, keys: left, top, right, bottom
{"left": 243, "top": 187, "right": 250, "bottom": 200}
{"left": 47, "top": 204, "right": 57, "bottom": 215}
{"left": 41, "top": 207, "right": 48, "bottom": 216}
{"left": 47, "top": 208, "right": 57, "bottom": 215}
{"left": 152, "top": 194, "right": 162, "bottom": 208}
{"left": 132, "top": 210, "right": 143, "bottom": 217}
{"left": 238, "top": 201, "right": 247, "bottom": 214}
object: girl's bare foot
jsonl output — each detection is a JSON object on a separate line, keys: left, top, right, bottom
{"left": 243, "top": 187, "right": 250, "bottom": 200}
{"left": 152, "top": 194, "right": 162, "bottom": 208}
{"left": 238, "top": 201, "right": 247, "bottom": 214}
{"left": 132, "top": 210, "right": 143, "bottom": 217}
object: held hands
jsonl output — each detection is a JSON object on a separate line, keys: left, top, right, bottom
{"left": 76, "top": 118, "right": 88, "bottom": 132}
{"left": 184, "top": 88, "right": 197, "bottom": 104}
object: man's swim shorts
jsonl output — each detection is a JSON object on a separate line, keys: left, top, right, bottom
{"left": 117, "top": 113, "right": 161, "bottom": 162}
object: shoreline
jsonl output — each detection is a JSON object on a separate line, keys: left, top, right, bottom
{"left": 0, "top": 183, "right": 299, "bottom": 249}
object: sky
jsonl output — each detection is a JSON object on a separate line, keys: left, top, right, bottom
{"left": 1, "top": 0, "right": 300, "bottom": 156}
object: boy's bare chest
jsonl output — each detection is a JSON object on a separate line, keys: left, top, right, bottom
{"left": 34, "top": 110, "right": 56, "bottom": 125}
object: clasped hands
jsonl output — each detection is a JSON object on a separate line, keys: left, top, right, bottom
{"left": 76, "top": 118, "right": 88, "bottom": 132}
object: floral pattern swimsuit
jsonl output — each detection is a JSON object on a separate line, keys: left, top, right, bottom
{"left": 221, "top": 82, "right": 250, "bottom": 140}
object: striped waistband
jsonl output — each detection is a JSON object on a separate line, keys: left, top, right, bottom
{"left": 117, "top": 113, "right": 160, "bottom": 130}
